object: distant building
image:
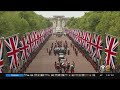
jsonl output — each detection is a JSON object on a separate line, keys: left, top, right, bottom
{"left": 49, "top": 16, "right": 68, "bottom": 34}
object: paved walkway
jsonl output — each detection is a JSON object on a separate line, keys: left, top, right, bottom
{"left": 25, "top": 35, "right": 96, "bottom": 73}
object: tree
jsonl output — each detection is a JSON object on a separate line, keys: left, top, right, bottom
{"left": 66, "top": 11, "right": 120, "bottom": 65}
{"left": 0, "top": 11, "right": 52, "bottom": 38}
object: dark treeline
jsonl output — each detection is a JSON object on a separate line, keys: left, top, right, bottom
{"left": 0, "top": 11, "right": 52, "bottom": 38}
{"left": 66, "top": 11, "right": 120, "bottom": 65}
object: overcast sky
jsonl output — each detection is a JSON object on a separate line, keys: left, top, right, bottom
{"left": 34, "top": 11, "right": 89, "bottom": 18}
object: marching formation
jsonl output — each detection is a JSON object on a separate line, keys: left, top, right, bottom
{"left": 0, "top": 28, "right": 53, "bottom": 73}
{"left": 46, "top": 38, "right": 77, "bottom": 73}
{"left": 54, "top": 60, "right": 75, "bottom": 73}
{"left": 65, "top": 29, "right": 119, "bottom": 73}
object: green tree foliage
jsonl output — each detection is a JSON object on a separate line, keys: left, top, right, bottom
{"left": 0, "top": 11, "right": 52, "bottom": 38}
{"left": 0, "top": 11, "right": 52, "bottom": 72}
{"left": 66, "top": 11, "right": 120, "bottom": 65}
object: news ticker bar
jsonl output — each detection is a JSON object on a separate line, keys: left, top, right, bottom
{"left": 0, "top": 73, "right": 119, "bottom": 78}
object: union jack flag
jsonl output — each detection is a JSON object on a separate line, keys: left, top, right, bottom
{"left": 80, "top": 31, "right": 84, "bottom": 46}
{"left": 76, "top": 31, "right": 82, "bottom": 45}
{"left": 31, "top": 32, "right": 35, "bottom": 51}
{"left": 26, "top": 33, "right": 34, "bottom": 53}
{"left": 74, "top": 30, "right": 79, "bottom": 42}
{"left": 76, "top": 31, "right": 80, "bottom": 44}
{"left": 19, "top": 35, "right": 29, "bottom": 61}
{"left": 4, "top": 35, "right": 20, "bottom": 70}
{"left": 36, "top": 31, "right": 41, "bottom": 46}
{"left": 0, "top": 39, "right": 4, "bottom": 73}
{"left": 41, "top": 30, "right": 45, "bottom": 43}
{"left": 38, "top": 31, "right": 42, "bottom": 45}
{"left": 86, "top": 32, "right": 93, "bottom": 53}
{"left": 105, "top": 34, "right": 119, "bottom": 69}
{"left": 32, "top": 31, "right": 39, "bottom": 50}
{"left": 82, "top": 31, "right": 88, "bottom": 49}
{"left": 92, "top": 33, "right": 103, "bottom": 60}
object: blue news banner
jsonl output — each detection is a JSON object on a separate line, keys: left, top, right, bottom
{"left": 0, "top": 73, "right": 118, "bottom": 78}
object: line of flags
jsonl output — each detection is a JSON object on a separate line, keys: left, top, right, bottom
{"left": 65, "top": 29, "right": 119, "bottom": 70}
{"left": 0, "top": 38, "right": 4, "bottom": 73}
{"left": 0, "top": 28, "right": 53, "bottom": 73}
{"left": 0, "top": 28, "right": 119, "bottom": 72}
